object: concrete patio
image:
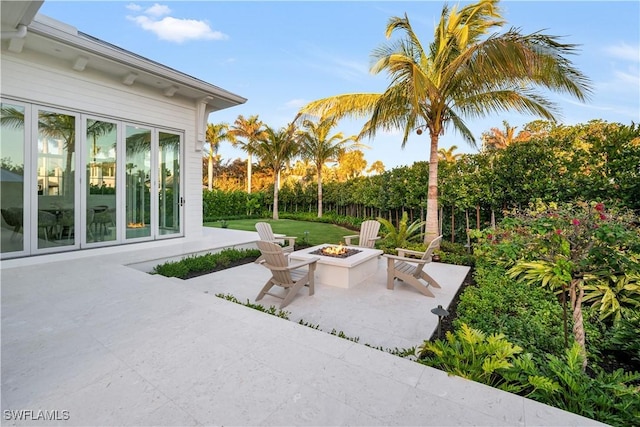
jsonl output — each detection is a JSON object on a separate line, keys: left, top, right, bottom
{"left": 1, "top": 228, "right": 604, "bottom": 426}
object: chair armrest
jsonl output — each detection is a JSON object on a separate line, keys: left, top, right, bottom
{"left": 383, "top": 254, "right": 430, "bottom": 264}
{"left": 343, "top": 234, "right": 359, "bottom": 239}
{"left": 264, "top": 257, "right": 318, "bottom": 271}
{"left": 396, "top": 248, "right": 427, "bottom": 257}
{"left": 287, "top": 257, "right": 319, "bottom": 270}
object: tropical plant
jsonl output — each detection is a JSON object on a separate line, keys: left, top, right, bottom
{"left": 229, "top": 115, "right": 268, "bottom": 194}
{"left": 298, "top": 116, "right": 358, "bottom": 217}
{"left": 416, "top": 323, "right": 524, "bottom": 390}
{"left": 506, "top": 201, "right": 640, "bottom": 369}
{"left": 378, "top": 211, "right": 425, "bottom": 250}
{"left": 481, "top": 120, "right": 531, "bottom": 151}
{"left": 204, "top": 122, "right": 233, "bottom": 191}
{"left": 437, "top": 145, "right": 462, "bottom": 163}
{"left": 253, "top": 124, "right": 300, "bottom": 220}
{"left": 298, "top": 0, "right": 592, "bottom": 244}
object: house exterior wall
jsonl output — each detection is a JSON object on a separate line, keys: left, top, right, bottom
{"left": 1, "top": 49, "right": 205, "bottom": 240}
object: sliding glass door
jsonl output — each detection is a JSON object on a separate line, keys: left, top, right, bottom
{"left": 0, "top": 102, "right": 27, "bottom": 255}
{"left": 1, "top": 100, "right": 184, "bottom": 258}
{"left": 158, "top": 131, "right": 181, "bottom": 236}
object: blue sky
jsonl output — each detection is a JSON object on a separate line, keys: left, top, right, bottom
{"left": 40, "top": 1, "right": 640, "bottom": 170}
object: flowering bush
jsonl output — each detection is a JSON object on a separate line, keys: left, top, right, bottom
{"left": 473, "top": 200, "right": 640, "bottom": 368}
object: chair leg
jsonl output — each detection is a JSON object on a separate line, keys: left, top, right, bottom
{"left": 419, "top": 271, "right": 441, "bottom": 288}
{"left": 280, "top": 278, "right": 307, "bottom": 309}
{"left": 307, "top": 264, "right": 316, "bottom": 296}
{"left": 386, "top": 258, "right": 396, "bottom": 290}
{"left": 255, "top": 278, "right": 275, "bottom": 302}
{"left": 405, "top": 276, "right": 436, "bottom": 297}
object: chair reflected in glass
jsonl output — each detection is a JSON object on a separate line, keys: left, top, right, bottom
{"left": 1, "top": 207, "right": 23, "bottom": 241}
{"left": 37, "top": 210, "right": 58, "bottom": 242}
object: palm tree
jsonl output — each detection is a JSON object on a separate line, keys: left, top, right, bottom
{"left": 481, "top": 120, "right": 530, "bottom": 151}
{"left": 253, "top": 124, "right": 300, "bottom": 220}
{"left": 204, "top": 122, "right": 233, "bottom": 191}
{"left": 438, "top": 145, "right": 462, "bottom": 163}
{"left": 367, "top": 160, "right": 385, "bottom": 175}
{"left": 229, "top": 115, "right": 268, "bottom": 194}
{"left": 299, "top": 116, "right": 357, "bottom": 217}
{"left": 298, "top": 0, "right": 591, "bottom": 244}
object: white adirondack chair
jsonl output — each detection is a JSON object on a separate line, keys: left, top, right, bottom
{"left": 255, "top": 222, "right": 296, "bottom": 263}
{"left": 343, "top": 220, "right": 381, "bottom": 248}
{"left": 255, "top": 241, "right": 319, "bottom": 308}
{"left": 383, "top": 235, "right": 443, "bottom": 297}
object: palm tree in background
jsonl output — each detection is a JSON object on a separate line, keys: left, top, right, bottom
{"left": 298, "top": 0, "right": 592, "bottom": 244}
{"left": 253, "top": 124, "right": 300, "bottom": 220}
{"left": 204, "top": 123, "right": 233, "bottom": 191}
{"left": 481, "top": 120, "right": 531, "bottom": 151}
{"left": 438, "top": 145, "right": 462, "bottom": 163}
{"left": 299, "top": 116, "right": 358, "bottom": 217}
{"left": 229, "top": 115, "right": 268, "bottom": 194}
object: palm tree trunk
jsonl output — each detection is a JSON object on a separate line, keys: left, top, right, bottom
{"left": 425, "top": 134, "right": 439, "bottom": 244}
{"left": 247, "top": 154, "right": 252, "bottom": 194}
{"left": 272, "top": 170, "right": 279, "bottom": 220}
{"left": 317, "top": 165, "right": 323, "bottom": 218}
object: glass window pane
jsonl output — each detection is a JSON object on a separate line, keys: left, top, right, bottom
{"left": 125, "top": 126, "right": 151, "bottom": 239}
{"left": 87, "top": 119, "right": 117, "bottom": 243}
{"left": 37, "top": 110, "right": 75, "bottom": 249}
{"left": 158, "top": 132, "right": 180, "bottom": 236}
{"left": 0, "top": 103, "right": 25, "bottom": 253}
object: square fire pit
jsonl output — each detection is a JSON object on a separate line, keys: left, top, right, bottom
{"left": 289, "top": 244, "right": 383, "bottom": 289}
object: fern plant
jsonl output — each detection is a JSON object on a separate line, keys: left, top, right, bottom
{"left": 415, "top": 323, "right": 523, "bottom": 390}
{"left": 377, "top": 212, "right": 425, "bottom": 250}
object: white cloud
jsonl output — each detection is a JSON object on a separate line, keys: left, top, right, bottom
{"left": 604, "top": 42, "right": 640, "bottom": 63}
{"left": 125, "top": 3, "right": 142, "bottom": 12}
{"left": 127, "top": 15, "right": 228, "bottom": 43}
{"left": 284, "top": 99, "right": 307, "bottom": 109}
{"left": 145, "top": 3, "right": 171, "bottom": 18}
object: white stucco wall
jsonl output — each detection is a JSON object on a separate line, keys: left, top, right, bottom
{"left": 1, "top": 49, "right": 205, "bottom": 241}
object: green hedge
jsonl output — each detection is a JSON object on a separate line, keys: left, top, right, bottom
{"left": 455, "top": 259, "right": 567, "bottom": 358}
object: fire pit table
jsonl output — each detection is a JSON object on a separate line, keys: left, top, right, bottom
{"left": 288, "top": 244, "right": 383, "bottom": 289}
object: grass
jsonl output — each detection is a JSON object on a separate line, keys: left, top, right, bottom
{"left": 204, "top": 218, "right": 355, "bottom": 246}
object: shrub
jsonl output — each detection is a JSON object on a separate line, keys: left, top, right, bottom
{"left": 152, "top": 248, "right": 260, "bottom": 279}
{"left": 455, "top": 261, "right": 566, "bottom": 358}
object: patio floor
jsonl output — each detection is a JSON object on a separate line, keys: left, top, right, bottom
{"left": 1, "top": 228, "right": 604, "bottom": 426}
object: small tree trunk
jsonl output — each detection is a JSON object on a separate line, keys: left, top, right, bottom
{"left": 570, "top": 278, "right": 587, "bottom": 370}
{"left": 451, "top": 205, "right": 455, "bottom": 243}
{"left": 247, "top": 154, "right": 252, "bottom": 194}
{"left": 476, "top": 205, "right": 480, "bottom": 230}
{"left": 317, "top": 166, "right": 323, "bottom": 218}
{"left": 272, "top": 170, "right": 279, "bottom": 220}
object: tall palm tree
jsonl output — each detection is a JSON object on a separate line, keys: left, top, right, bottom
{"left": 298, "top": 0, "right": 591, "bottom": 243}
{"left": 299, "top": 116, "right": 357, "bottom": 217}
{"left": 204, "top": 122, "right": 233, "bottom": 191}
{"left": 253, "top": 124, "right": 300, "bottom": 220}
{"left": 229, "top": 115, "right": 268, "bottom": 194}
{"left": 438, "top": 145, "right": 462, "bottom": 163}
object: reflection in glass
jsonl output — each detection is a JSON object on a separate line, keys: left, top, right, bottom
{"left": 0, "top": 103, "right": 25, "bottom": 253}
{"left": 125, "top": 126, "right": 151, "bottom": 239}
{"left": 87, "top": 119, "right": 117, "bottom": 242}
{"left": 37, "top": 110, "right": 76, "bottom": 248}
{"left": 159, "top": 132, "right": 180, "bottom": 235}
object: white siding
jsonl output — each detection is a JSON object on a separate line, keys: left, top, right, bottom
{"left": 1, "top": 51, "right": 204, "bottom": 239}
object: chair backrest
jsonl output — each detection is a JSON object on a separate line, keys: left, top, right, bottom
{"left": 1, "top": 208, "right": 18, "bottom": 227}
{"left": 414, "top": 235, "right": 443, "bottom": 277}
{"left": 255, "top": 222, "right": 276, "bottom": 241}
{"left": 359, "top": 220, "right": 381, "bottom": 248}
{"left": 256, "top": 240, "right": 292, "bottom": 285}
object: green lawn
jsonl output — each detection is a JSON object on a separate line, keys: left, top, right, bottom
{"left": 204, "top": 218, "right": 356, "bottom": 246}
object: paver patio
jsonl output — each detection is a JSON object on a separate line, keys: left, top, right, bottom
{"left": 1, "top": 228, "right": 605, "bottom": 426}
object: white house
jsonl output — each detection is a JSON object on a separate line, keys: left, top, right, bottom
{"left": 0, "top": 1, "right": 246, "bottom": 259}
